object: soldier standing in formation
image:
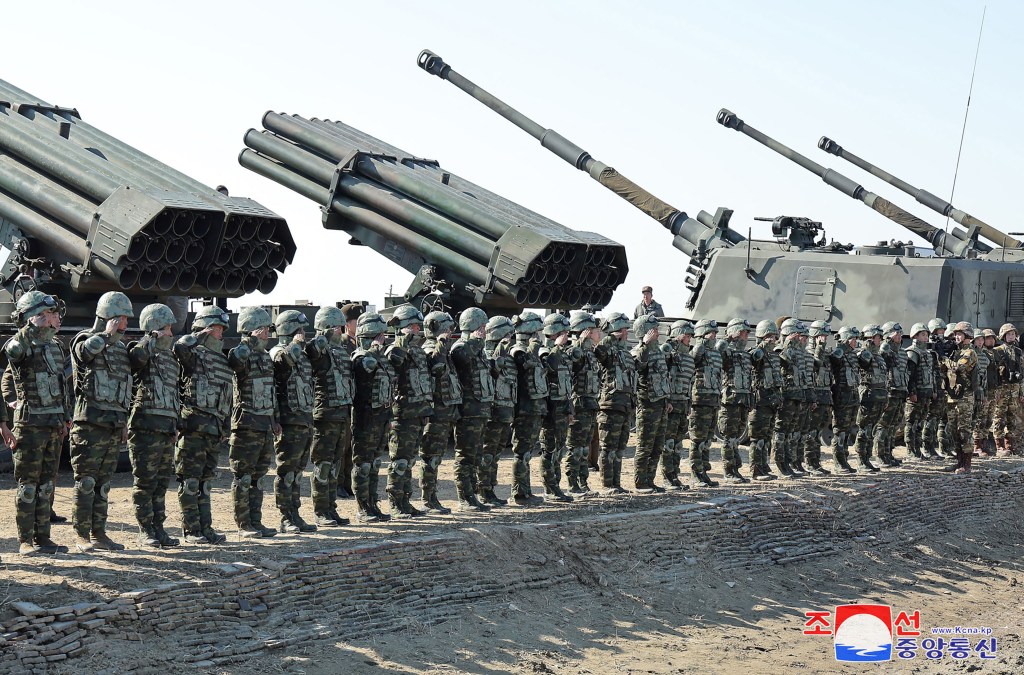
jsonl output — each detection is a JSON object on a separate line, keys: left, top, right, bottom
{"left": 689, "top": 319, "right": 722, "bottom": 487}
{"left": 386, "top": 306, "right": 431, "bottom": 518}
{"left": 804, "top": 321, "right": 833, "bottom": 476}
{"left": 419, "top": 311, "right": 460, "bottom": 514}
{"left": 854, "top": 324, "right": 887, "bottom": 473}
{"left": 351, "top": 313, "right": 395, "bottom": 522}
{"left": 876, "top": 322, "right": 907, "bottom": 468}
{"left": 992, "top": 324, "right": 1022, "bottom": 456}
{"left": 717, "top": 318, "right": 753, "bottom": 483}
{"left": 565, "top": 311, "right": 601, "bottom": 494}
{"left": 748, "top": 320, "right": 782, "bottom": 480}
{"left": 631, "top": 313, "right": 670, "bottom": 492}
{"left": 829, "top": 325, "right": 861, "bottom": 474}
{"left": 510, "top": 311, "right": 547, "bottom": 505}
{"left": 974, "top": 329, "right": 999, "bottom": 456}
{"left": 593, "top": 312, "right": 635, "bottom": 494}
{"left": 903, "top": 323, "right": 937, "bottom": 460}
{"left": 336, "top": 303, "right": 365, "bottom": 499}
{"left": 942, "top": 322, "right": 978, "bottom": 473}
{"left": 661, "top": 320, "right": 694, "bottom": 488}
{"left": 926, "top": 319, "right": 952, "bottom": 457}
{"left": 481, "top": 316, "right": 515, "bottom": 506}
{"left": 540, "top": 313, "right": 575, "bottom": 501}
{"left": 451, "top": 307, "right": 494, "bottom": 511}
{"left": 774, "top": 319, "right": 807, "bottom": 478}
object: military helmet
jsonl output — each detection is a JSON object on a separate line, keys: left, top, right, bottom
{"left": 633, "top": 313, "right": 660, "bottom": 339}
{"left": 513, "top": 311, "right": 544, "bottom": 335}
{"left": 908, "top": 322, "right": 929, "bottom": 338}
{"left": 998, "top": 323, "right": 1018, "bottom": 339}
{"left": 139, "top": 303, "right": 176, "bottom": 333}
{"left": 600, "top": 312, "right": 631, "bottom": 334}
{"left": 193, "top": 305, "right": 230, "bottom": 329}
{"left": 780, "top": 318, "right": 805, "bottom": 337}
{"left": 881, "top": 321, "right": 903, "bottom": 338}
{"left": 754, "top": 319, "right": 779, "bottom": 339}
{"left": 485, "top": 315, "right": 514, "bottom": 341}
{"left": 544, "top": 312, "right": 571, "bottom": 337}
{"left": 982, "top": 328, "right": 996, "bottom": 339}
{"left": 237, "top": 306, "right": 273, "bottom": 333}
{"left": 389, "top": 304, "right": 424, "bottom": 330}
{"left": 838, "top": 325, "right": 861, "bottom": 341}
{"left": 275, "top": 309, "right": 309, "bottom": 336}
{"left": 693, "top": 318, "right": 718, "bottom": 338}
{"left": 96, "top": 291, "right": 134, "bottom": 320}
{"left": 424, "top": 311, "right": 455, "bottom": 338}
{"left": 15, "top": 291, "right": 58, "bottom": 321}
{"left": 458, "top": 307, "right": 488, "bottom": 332}
{"left": 927, "top": 318, "right": 947, "bottom": 333}
{"left": 670, "top": 319, "right": 695, "bottom": 338}
{"left": 952, "top": 320, "right": 974, "bottom": 336}
{"left": 973, "top": 329, "right": 984, "bottom": 340}
{"left": 568, "top": 310, "right": 597, "bottom": 333}
{"left": 860, "top": 324, "right": 883, "bottom": 338}
{"left": 725, "top": 317, "right": 752, "bottom": 339}
{"left": 356, "top": 312, "right": 388, "bottom": 338}
{"left": 807, "top": 320, "right": 831, "bottom": 337}
{"left": 314, "top": 306, "right": 345, "bottom": 330}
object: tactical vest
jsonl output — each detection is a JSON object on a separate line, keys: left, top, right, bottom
{"left": 271, "top": 343, "right": 315, "bottom": 423}
{"left": 131, "top": 347, "right": 180, "bottom": 418}
{"left": 974, "top": 347, "right": 990, "bottom": 392}
{"left": 881, "top": 341, "right": 909, "bottom": 393}
{"left": 668, "top": 344, "right": 696, "bottom": 401}
{"left": 487, "top": 340, "right": 518, "bottom": 407}
{"left": 984, "top": 347, "right": 999, "bottom": 392}
{"left": 425, "top": 339, "right": 462, "bottom": 408}
{"left": 691, "top": 337, "right": 723, "bottom": 406}
{"left": 753, "top": 341, "right": 785, "bottom": 391}
{"left": 859, "top": 344, "right": 888, "bottom": 390}
{"left": 9, "top": 338, "right": 66, "bottom": 424}
{"left": 73, "top": 331, "right": 131, "bottom": 418}
{"left": 355, "top": 346, "right": 397, "bottom": 410}
{"left": 779, "top": 340, "right": 804, "bottom": 400}
{"left": 544, "top": 343, "right": 574, "bottom": 402}
{"left": 997, "top": 343, "right": 1023, "bottom": 385}
{"left": 632, "top": 341, "right": 670, "bottom": 402}
{"left": 905, "top": 342, "right": 935, "bottom": 392}
{"left": 572, "top": 340, "right": 602, "bottom": 402}
{"left": 235, "top": 344, "right": 276, "bottom": 418}
{"left": 180, "top": 339, "right": 233, "bottom": 424}
{"left": 453, "top": 338, "right": 495, "bottom": 403}
{"left": 831, "top": 345, "right": 861, "bottom": 389}
{"left": 719, "top": 338, "right": 753, "bottom": 395}
{"left": 514, "top": 341, "right": 549, "bottom": 401}
{"left": 597, "top": 337, "right": 638, "bottom": 400}
{"left": 391, "top": 336, "right": 433, "bottom": 406}
{"left": 313, "top": 342, "right": 355, "bottom": 410}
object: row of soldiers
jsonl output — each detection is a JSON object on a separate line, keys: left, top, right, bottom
{"left": 5, "top": 286, "right": 1019, "bottom": 555}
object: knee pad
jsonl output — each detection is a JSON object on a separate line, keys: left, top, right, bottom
{"left": 835, "top": 432, "right": 846, "bottom": 448}
{"left": 256, "top": 475, "right": 273, "bottom": 490}
{"left": 393, "top": 458, "right": 409, "bottom": 476}
{"left": 233, "top": 474, "right": 253, "bottom": 489}
{"left": 17, "top": 483, "right": 37, "bottom": 504}
{"left": 38, "top": 481, "right": 53, "bottom": 499}
{"left": 371, "top": 457, "right": 382, "bottom": 471}
{"left": 331, "top": 463, "right": 341, "bottom": 479}
{"left": 77, "top": 476, "right": 97, "bottom": 493}
{"left": 182, "top": 478, "right": 200, "bottom": 496}
{"left": 357, "top": 463, "right": 372, "bottom": 478}
{"left": 313, "top": 462, "right": 333, "bottom": 484}
{"left": 98, "top": 482, "right": 111, "bottom": 500}
{"left": 479, "top": 453, "right": 493, "bottom": 467}
{"left": 201, "top": 481, "right": 213, "bottom": 496}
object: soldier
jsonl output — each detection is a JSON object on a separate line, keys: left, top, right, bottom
{"left": 792, "top": 322, "right": 816, "bottom": 475}
{"left": 420, "top": 311, "right": 460, "bottom": 514}
{"left": 227, "top": 306, "right": 280, "bottom": 538}
{"left": 662, "top": 320, "right": 694, "bottom": 488}
{"left": 540, "top": 313, "right": 576, "bottom": 501}
{"left": 482, "top": 315, "right": 516, "bottom": 506}
{"left": 5, "top": 291, "right": 69, "bottom": 554}
{"left": 305, "top": 306, "right": 354, "bottom": 527}
{"left": 992, "top": 323, "right": 1023, "bottom": 456}
{"left": 903, "top": 323, "right": 937, "bottom": 460}
{"left": 510, "top": 311, "right": 548, "bottom": 505}
{"left": 565, "top": 311, "right": 602, "bottom": 494}
{"left": 802, "top": 321, "right": 833, "bottom": 475}
{"left": 383, "top": 306, "right": 432, "bottom": 519}
{"left": 175, "top": 306, "right": 234, "bottom": 544}
{"left": 717, "top": 318, "right": 754, "bottom": 483}
{"left": 70, "top": 291, "right": 133, "bottom": 552}
{"left": 774, "top": 319, "right": 807, "bottom": 478}
{"left": 747, "top": 320, "right": 782, "bottom": 481}
{"left": 941, "top": 321, "right": 978, "bottom": 473}
{"left": 689, "top": 319, "right": 722, "bottom": 487}
{"left": 593, "top": 312, "right": 637, "bottom": 493}
{"left": 926, "top": 318, "right": 953, "bottom": 457}
{"left": 970, "top": 329, "right": 992, "bottom": 457}
{"left": 629, "top": 313, "right": 669, "bottom": 491}
{"left": 974, "top": 329, "right": 999, "bottom": 456}
{"left": 854, "top": 324, "right": 887, "bottom": 473}
{"left": 127, "top": 304, "right": 181, "bottom": 548}
{"left": 876, "top": 321, "right": 908, "bottom": 467}
{"left": 829, "top": 325, "right": 862, "bottom": 474}
{"left": 336, "top": 302, "right": 366, "bottom": 498}
{"left": 351, "top": 312, "right": 396, "bottom": 522}
{"left": 451, "top": 307, "right": 494, "bottom": 511}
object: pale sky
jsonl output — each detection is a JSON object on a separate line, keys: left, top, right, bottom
{"left": 5, "top": 0, "right": 1018, "bottom": 316}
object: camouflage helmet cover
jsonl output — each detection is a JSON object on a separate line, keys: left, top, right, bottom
{"left": 725, "top": 317, "right": 752, "bottom": 339}
{"left": 860, "top": 324, "right": 883, "bottom": 338}
{"left": 632, "top": 313, "right": 659, "bottom": 339}
{"left": 669, "top": 319, "right": 695, "bottom": 337}
{"left": 952, "top": 321, "right": 974, "bottom": 336}
{"left": 999, "top": 323, "right": 1018, "bottom": 339}
{"left": 754, "top": 319, "right": 779, "bottom": 338}
{"left": 459, "top": 307, "right": 488, "bottom": 332}
{"left": 982, "top": 328, "right": 996, "bottom": 339}
{"left": 693, "top": 318, "right": 718, "bottom": 338}
{"left": 139, "top": 303, "right": 176, "bottom": 333}
{"left": 780, "top": 318, "right": 805, "bottom": 337}
{"left": 544, "top": 312, "right": 571, "bottom": 336}
{"left": 193, "top": 305, "right": 230, "bottom": 329}
{"left": 356, "top": 312, "right": 388, "bottom": 338}
{"left": 600, "top": 312, "right": 631, "bottom": 334}
{"left": 14, "top": 290, "right": 58, "bottom": 322}
{"left": 314, "top": 306, "right": 345, "bottom": 330}
{"left": 96, "top": 291, "right": 134, "bottom": 320}
{"left": 807, "top": 320, "right": 831, "bottom": 337}
{"left": 838, "top": 325, "right": 861, "bottom": 341}
{"left": 424, "top": 311, "right": 455, "bottom": 338}
{"left": 485, "top": 315, "right": 514, "bottom": 341}
{"left": 908, "top": 322, "right": 929, "bottom": 338}
{"left": 927, "top": 318, "right": 947, "bottom": 333}
{"left": 568, "top": 310, "right": 598, "bottom": 333}
{"left": 275, "top": 309, "right": 309, "bottom": 336}
{"left": 881, "top": 321, "right": 903, "bottom": 338}
{"left": 237, "top": 306, "right": 273, "bottom": 333}
{"left": 389, "top": 304, "right": 424, "bottom": 330}
{"left": 514, "top": 311, "right": 544, "bottom": 335}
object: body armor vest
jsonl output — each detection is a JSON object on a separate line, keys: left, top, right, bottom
{"left": 754, "top": 342, "right": 785, "bottom": 391}
{"left": 996, "top": 343, "right": 1023, "bottom": 385}
{"left": 572, "top": 339, "right": 602, "bottom": 404}
{"left": 691, "top": 337, "right": 723, "bottom": 406}
{"left": 632, "top": 341, "right": 670, "bottom": 402}
{"left": 487, "top": 340, "right": 518, "bottom": 408}
{"left": 131, "top": 347, "right": 180, "bottom": 419}
{"left": 808, "top": 342, "right": 832, "bottom": 404}
{"left": 974, "top": 347, "right": 990, "bottom": 392}
{"left": 271, "top": 343, "right": 315, "bottom": 424}
{"left": 9, "top": 337, "right": 66, "bottom": 425}
{"left": 778, "top": 340, "right": 805, "bottom": 400}
{"left": 597, "top": 337, "right": 638, "bottom": 402}
{"left": 391, "top": 336, "right": 433, "bottom": 407}
{"left": 453, "top": 338, "right": 495, "bottom": 403}
{"left": 313, "top": 342, "right": 355, "bottom": 413}
{"left": 514, "top": 341, "right": 549, "bottom": 401}
{"left": 906, "top": 342, "right": 935, "bottom": 392}
{"left": 984, "top": 347, "right": 999, "bottom": 392}
{"left": 718, "top": 338, "right": 753, "bottom": 403}
{"left": 355, "top": 345, "right": 397, "bottom": 410}
{"left": 180, "top": 338, "right": 233, "bottom": 430}
{"left": 859, "top": 344, "right": 888, "bottom": 390}
{"left": 881, "top": 341, "right": 909, "bottom": 393}
{"left": 73, "top": 331, "right": 131, "bottom": 421}
{"left": 668, "top": 343, "right": 695, "bottom": 401}
{"left": 425, "top": 338, "right": 462, "bottom": 408}
{"left": 544, "top": 343, "right": 574, "bottom": 402}
{"left": 830, "top": 344, "right": 861, "bottom": 389}
{"left": 235, "top": 343, "right": 276, "bottom": 418}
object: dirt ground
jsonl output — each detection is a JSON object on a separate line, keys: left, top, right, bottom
{"left": 2, "top": 442, "right": 1023, "bottom": 673}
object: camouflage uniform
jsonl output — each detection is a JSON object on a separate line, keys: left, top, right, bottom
{"left": 716, "top": 319, "right": 754, "bottom": 483}
{"left": 942, "top": 324, "right": 978, "bottom": 473}
{"left": 630, "top": 314, "right": 670, "bottom": 491}
{"left": 662, "top": 321, "right": 695, "bottom": 487}
{"left": 4, "top": 293, "right": 70, "bottom": 554}
{"left": 566, "top": 316, "right": 601, "bottom": 493}
{"left": 452, "top": 307, "right": 495, "bottom": 510}
{"left": 593, "top": 313, "right": 637, "bottom": 493}
{"left": 511, "top": 312, "right": 549, "bottom": 504}
{"left": 973, "top": 335, "right": 997, "bottom": 453}
{"left": 877, "top": 326, "right": 909, "bottom": 467}
{"left": 926, "top": 322, "right": 953, "bottom": 456}
{"left": 228, "top": 317, "right": 280, "bottom": 538}
{"left": 774, "top": 321, "right": 807, "bottom": 477}
{"left": 483, "top": 317, "right": 516, "bottom": 505}
{"left": 127, "top": 304, "right": 182, "bottom": 548}
{"left": 829, "top": 327, "right": 862, "bottom": 473}
{"left": 804, "top": 323, "right": 834, "bottom": 474}
{"left": 420, "top": 312, "right": 461, "bottom": 514}
{"left": 175, "top": 308, "right": 234, "bottom": 543}
{"left": 306, "top": 307, "right": 355, "bottom": 526}
{"left": 748, "top": 322, "right": 783, "bottom": 480}
{"left": 351, "top": 313, "right": 397, "bottom": 522}
{"left": 689, "top": 320, "right": 723, "bottom": 487}
{"left": 541, "top": 315, "right": 576, "bottom": 501}
{"left": 991, "top": 324, "right": 1023, "bottom": 455}
{"left": 855, "top": 329, "right": 887, "bottom": 472}
{"left": 903, "top": 326, "right": 937, "bottom": 460}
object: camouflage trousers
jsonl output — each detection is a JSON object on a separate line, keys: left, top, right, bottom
{"left": 512, "top": 413, "right": 543, "bottom": 498}
{"left": 228, "top": 428, "right": 275, "bottom": 529}
{"left": 566, "top": 408, "right": 598, "bottom": 489}
{"left": 747, "top": 400, "right": 778, "bottom": 470}
{"left": 926, "top": 392, "right": 947, "bottom": 455}
{"left": 973, "top": 394, "right": 994, "bottom": 442}
{"left": 310, "top": 416, "right": 351, "bottom": 516}
{"left": 128, "top": 428, "right": 175, "bottom": 532}
{"left": 945, "top": 394, "right": 975, "bottom": 458}
{"left": 856, "top": 395, "right": 886, "bottom": 461}
{"left": 541, "top": 409, "right": 571, "bottom": 493}
{"left": 352, "top": 408, "right": 392, "bottom": 506}
{"left": 390, "top": 415, "right": 428, "bottom": 503}
{"left": 421, "top": 407, "right": 456, "bottom": 499}
{"left": 903, "top": 394, "right": 933, "bottom": 457}
{"left": 597, "top": 409, "right": 630, "bottom": 489}
{"left": 482, "top": 406, "right": 514, "bottom": 493}
{"left": 688, "top": 404, "right": 719, "bottom": 475}
{"left": 633, "top": 398, "right": 668, "bottom": 488}
{"left": 991, "top": 384, "right": 1021, "bottom": 444}
{"left": 455, "top": 414, "right": 487, "bottom": 499}
{"left": 176, "top": 430, "right": 222, "bottom": 534}
{"left": 70, "top": 421, "right": 124, "bottom": 539}
{"left": 12, "top": 424, "right": 62, "bottom": 544}
{"left": 804, "top": 402, "right": 831, "bottom": 467}
{"left": 717, "top": 402, "right": 748, "bottom": 471}
{"left": 831, "top": 398, "right": 858, "bottom": 466}
{"left": 275, "top": 424, "right": 313, "bottom": 519}
{"left": 774, "top": 398, "right": 804, "bottom": 466}
{"left": 661, "top": 401, "right": 690, "bottom": 483}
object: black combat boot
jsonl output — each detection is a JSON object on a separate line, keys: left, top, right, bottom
{"left": 834, "top": 456, "right": 856, "bottom": 474}
{"left": 807, "top": 461, "right": 832, "bottom": 477}
{"left": 775, "top": 460, "right": 796, "bottom": 478}
{"left": 858, "top": 453, "right": 880, "bottom": 473}
{"left": 750, "top": 464, "right": 777, "bottom": 482}
{"left": 139, "top": 525, "right": 162, "bottom": 548}
{"left": 33, "top": 536, "right": 67, "bottom": 554}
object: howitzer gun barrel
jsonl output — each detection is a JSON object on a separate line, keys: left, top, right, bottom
{"left": 716, "top": 109, "right": 987, "bottom": 257}
{"left": 817, "top": 136, "right": 1021, "bottom": 250}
